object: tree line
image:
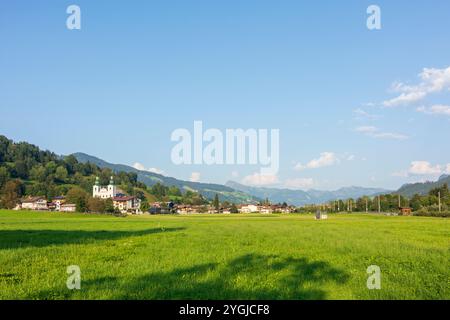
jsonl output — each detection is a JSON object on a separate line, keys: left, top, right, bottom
{"left": 297, "top": 184, "right": 449, "bottom": 217}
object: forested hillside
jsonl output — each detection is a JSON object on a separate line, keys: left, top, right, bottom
{"left": 0, "top": 135, "right": 208, "bottom": 212}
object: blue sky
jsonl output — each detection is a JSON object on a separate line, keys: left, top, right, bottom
{"left": 1, "top": 0, "right": 449, "bottom": 190}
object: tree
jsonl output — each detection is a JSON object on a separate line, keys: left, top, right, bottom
{"left": 0, "top": 166, "right": 10, "bottom": 189}
{"left": 63, "top": 155, "right": 79, "bottom": 174}
{"left": 66, "top": 187, "right": 89, "bottom": 212}
{"left": 151, "top": 183, "right": 168, "bottom": 199}
{"left": 104, "top": 198, "right": 115, "bottom": 213}
{"left": 230, "top": 203, "right": 239, "bottom": 214}
{"left": 213, "top": 194, "right": 220, "bottom": 212}
{"left": 55, "top": 166, "right": 68, "bottom": 182}
{"left": 30, "top": 165, "right": 46, "bottom": 183}
{"left": 1, "top": 180, "right": 24, "bottom": 209}
{"left": 45, "top": 161, "right": 57, "bottom": 175}
{"left": 135, "top": 190, "right": 146, "bottom": 201}
{"left": 222, "top": 201, "right": 231, "bottom": 208}
{"left": 87, "top": 197, "right": 106, "bottom": 213}
{"left": 13, "top": 160, "right": 28, "bottom": 179}
{"left": 410, "top": 194, "right": 422, "bottom": 212}
{"left": 140, "top": 200, "right": 150, "bottom": 213}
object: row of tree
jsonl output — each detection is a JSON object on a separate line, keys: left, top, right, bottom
{"left": 298, "top": 184, "right": 450, "bottom": 217}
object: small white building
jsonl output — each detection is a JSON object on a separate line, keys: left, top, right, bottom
{"left": 260, "top": 206, "right": 273, "bottom": 214}
{"left": 239, "top": 204, "right": 259, "bottom": 213}
{"left": 93, "top": 176, "right": 117, "bottom": 199}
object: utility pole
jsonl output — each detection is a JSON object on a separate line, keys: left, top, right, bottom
{"left": 365, "top": 197, "right": 368, "bottom": 213}
{"left": 398, "top": 194, "right": 401, "bottom": 208}
{"left": 378, "top": 195, "right": 381, "bottom": 213}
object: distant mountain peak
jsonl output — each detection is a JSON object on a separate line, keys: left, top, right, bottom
{"left": 225, "top": 180, "right": 389, "bottom": 206}
{"left": 397, "top": 174, "right": 450, "bottom": 197}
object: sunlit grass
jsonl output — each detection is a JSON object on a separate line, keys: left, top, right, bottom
{"left": 0, "top": 210, "right": 448, "bottom": 300}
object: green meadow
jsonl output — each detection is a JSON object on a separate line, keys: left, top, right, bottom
{"left": 0, "top": 210, "right": 448, "bottom": 300}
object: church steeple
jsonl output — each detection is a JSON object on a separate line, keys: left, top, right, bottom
{"left": 109, "top": 176, "right": 114, "bottom": 186}
{"left": 95, "top": 176, "right": 100, "bottom": 186}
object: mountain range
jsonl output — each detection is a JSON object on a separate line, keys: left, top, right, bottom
{"left": 226, "top": 181, "right": 389, "bottom": 206}
{"left": 73, "top": 153, "right": 392, "bottom": 205}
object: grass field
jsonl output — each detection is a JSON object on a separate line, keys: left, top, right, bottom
{"left": 0, "top": 210, "right": 448, "bottom": 300}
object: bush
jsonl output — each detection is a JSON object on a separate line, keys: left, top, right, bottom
{"left": 414, "top": 211, "right": 449, "bottom": 218}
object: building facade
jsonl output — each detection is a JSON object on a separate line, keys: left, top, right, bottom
{"left": 93, "top": 176, "right": 117, "bottom": 199}
{"left": 113, "top": 196, "right": 141, "bottom": 214}
{"left": 21, "top": 197, "right": 48, "bottom": 210}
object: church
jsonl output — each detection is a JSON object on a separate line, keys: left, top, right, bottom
{"left": 92, "top": 176, "right": 117, "bottom": 199}
{"left": 92, "top": 176, "right": 142, "bottom": 214}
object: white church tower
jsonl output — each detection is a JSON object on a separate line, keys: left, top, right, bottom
{"left": 93, "top": 176, "right": 117, "bottom": 199}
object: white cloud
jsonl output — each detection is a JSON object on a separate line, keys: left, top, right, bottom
{"left": 231, "top": 171, "right": 239, "bottom": 178}
{"left": 284, "top": 178, "right": 314, "bottom": 190}
{"left": 346, "top": 154, "right": 355, "bottom": 161}
{"left": 241, "top": 173, "right": 279, "bottom": 186}
{"left": 189, "top": 172, "right": 201, "bottom": 182}
{"left": 393, "top": 161, "right": 450, "bottom": 178}
{"left": 383, "top": 66, "right": 450, "bottom": 107}
{"left": 133, "top": 162, "right": 164, "bottom": 175}
{"left": 353, "top": 108, "right": 380, "bottom": 120}
{"left": 417, "top": 105, "right": 450, "bottom": 117}
{"left": 409, "top": 161, "right": 442, "bottom": 176}
{"left": 295, "top": 152, "right": 339, "bottom": 171}
{"left": 355, "top": 126, "right": 408, "bottom": 140}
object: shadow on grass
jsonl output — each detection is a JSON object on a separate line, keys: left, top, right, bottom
{"left": 0, "top": 228, "right": 184, "bottom": 250}
{"left": 32, "top": 254, "right": 349, "bottom": 300}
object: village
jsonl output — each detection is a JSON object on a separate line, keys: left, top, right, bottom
{"left": 14, "top": 176, "right": 297, "bottom": 215}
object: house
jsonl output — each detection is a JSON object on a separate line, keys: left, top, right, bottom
{"left": 399, "top": 207, "right": 412, "bottom": 216}
{"left": 177, "top": 205, "right": 192, "bottom": 214}
{"left": 47, "top": 202, "right": 57, "bottom": 211}
{"left": 149, "top": 202, "right": 176, "bottom": 214}
{"left": 260, "top": 206, "right": 273, "bottom": 214}
{"left": 280, "top": 207, "right": 294, "bottom": 214}
{"left": 207, "top": 206, "right": 220, "bottom": 214}
{"left": 21, "top": 197, "right": 48, "bottom": 211}
{"left": 60, "top": 204, "right": 77, "bottom": 212}
{"left": 113, "top": 196, "right": 141, "bottom": 214}
{"left": 53, "top": 196, "right": 66, "bottom": 211}
{"left": 239, "top": 204, "right": 259, "bottom": 213}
